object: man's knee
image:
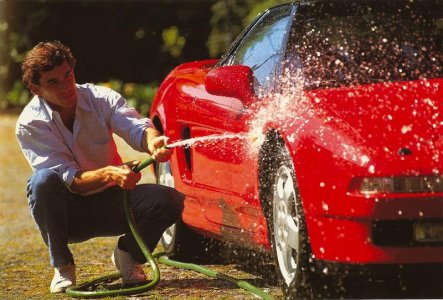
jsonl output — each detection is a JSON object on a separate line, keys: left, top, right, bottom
{"left": 170, "top": 189, "right": 185, "bottom": 218}
{"left": 160, "top": 187, "right": 185, "bottom": 220}
{"left": 28, "top": 169, "right": 67, "bottom": 209}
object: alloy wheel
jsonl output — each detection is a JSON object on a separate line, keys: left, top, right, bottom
{"left": 158, "top": 161, "right": 176, "bottom": 247}
{"left": 273, "top": 164, "right": 300, "bottom": 286}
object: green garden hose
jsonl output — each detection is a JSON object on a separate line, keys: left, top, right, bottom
{"left": 65, "top": 152, "right": 274, "bottom": 300}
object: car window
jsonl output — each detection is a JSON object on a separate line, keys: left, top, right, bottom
{"left": 228, "top": 5, "right": 293, "bottom": 95}
{"left": 286, "top": 0, "right": 443, "bottom": 89}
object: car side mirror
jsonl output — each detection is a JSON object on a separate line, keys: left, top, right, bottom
{"left": 205, "top": 65, "right": 255, "bottom": 105}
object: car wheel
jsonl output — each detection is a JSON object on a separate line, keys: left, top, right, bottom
{"left": 260, "top": 137, "right": 314, "bottom": 299}
{"left": 157, "top": 161, "right": 223, "bottom": 263}
{"left": 157, "top": 161, "right": 179, "bottom": 254}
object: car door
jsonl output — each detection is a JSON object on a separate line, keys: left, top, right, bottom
{"left": 196, "top": 4, "right": 296, "bottom": 230}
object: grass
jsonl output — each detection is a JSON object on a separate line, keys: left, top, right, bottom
{"left": 0, "top": 112, "right": 282, "bottom": 299}
{"left": 0, "top": 112, "right": 150, "bottom": 299}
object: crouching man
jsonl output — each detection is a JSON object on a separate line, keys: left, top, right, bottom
{"left": 16, "top": 41, "right": 184, "bottom": 293}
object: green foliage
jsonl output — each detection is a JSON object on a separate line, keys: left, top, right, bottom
{"left": 7, "top": 32, "right": 30, "bottom": 64}
{"left": 0, "top": 2, "right": 10, "bottom": 106}
{"left": 0, "top": 1, "right": 38, "bottom": 110}
{"left": 243, "top": 0, "right": 290, "bottom": 25}
{"left": 1, "top": 79, "right": 157, "bottom": 116}
{"left": 0, "top": 28, "right": 31, "bottom": 110}
{"left": 207, "top": 0, "right": 248, "bottom": 58}
{"left": 2, "top": 80, "right": 31, "bottom": 110}
{"left": 162, "top": 26, "right": 186, "bottom": 58}
{"left": 98, "top": 80, "right": 158, "bottom": 117}
{"left": 207, "top": 0, "right": 290, "bottom": 58}
{"left": 1, "top": 0, "right": 289, "bottom": 111}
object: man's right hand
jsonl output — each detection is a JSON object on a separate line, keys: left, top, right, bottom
{"left": 71, "top": 161, "right": 142, "bottom": 194}
{"left": 108, "top": 160, "right": 142, "bottom": 190}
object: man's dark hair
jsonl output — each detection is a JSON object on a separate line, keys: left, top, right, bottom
{"left": 21, "top": 40, "right": 76, "bottom": 88}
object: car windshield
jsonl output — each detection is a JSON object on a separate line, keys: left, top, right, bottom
{"left": 288, "top": 0, "right": 443, "bottom": 89}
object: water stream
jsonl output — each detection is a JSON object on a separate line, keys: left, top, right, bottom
{"left": 166, "top": 132, "right": 263, "bottom": 154}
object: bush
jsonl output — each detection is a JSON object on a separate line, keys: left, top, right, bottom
{"left": 98, "top": 80, "right": 158, "bottom": 117}
{"left": 1, "top": 80, "right": 158, "bottom": 116}
{"left": 2, "top": 80, "right": 31, "bottom": 110}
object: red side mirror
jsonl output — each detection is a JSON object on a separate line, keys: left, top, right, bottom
{"left": 205, "top": 65, "right": 255, "bottom": 105}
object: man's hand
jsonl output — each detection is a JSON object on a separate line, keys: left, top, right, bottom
{"left": 110, "top": 160, "right": 142, "bottom": 190}
{"left": 143, "top": 128, "right": 173, "bottom": 162}
{"left": 71, "top": 160, "right": 142, "bottom": 194}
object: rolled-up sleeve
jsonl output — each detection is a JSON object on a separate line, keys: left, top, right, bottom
{"left": 16, "top": 123, "right": 81, "bottom": 189}
{"left": 106, "top": 90, "right": 153, "bottom": 152}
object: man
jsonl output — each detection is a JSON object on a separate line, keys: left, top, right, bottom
{"left": 16, "top": 41, "right": 184, "bottom": 293}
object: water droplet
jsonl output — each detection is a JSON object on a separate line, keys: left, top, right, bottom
{"left": 401, "top": 124, "right": 413, "bottom": 134}
{"left": 322, "top": 203, "right": 329, "bottom": 211}
{"left": 360, "top": 155, "right": 370, "bottom": 165}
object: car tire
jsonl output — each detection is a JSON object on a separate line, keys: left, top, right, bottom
{"left": 157, "top": 161, "right": 223, "bottom": 263}
{"left": 259, "top": 135, "right": 315, "bottom": 299}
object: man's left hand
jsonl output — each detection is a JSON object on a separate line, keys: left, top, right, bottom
{"left": 143, "top": 128, "right": 172, "bottom": 162}
{"left": 149, "top": 136, "right": 172, "bottom": 162}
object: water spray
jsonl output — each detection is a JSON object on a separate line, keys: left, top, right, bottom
{"left": 166, "top": 132, "right": 265, "bottom": 155}
{"left": 65, "top": 142, "right": 274, "bottom": 299}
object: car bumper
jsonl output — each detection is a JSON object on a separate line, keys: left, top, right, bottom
{"left": 306, "top": 214, "right": 443, "bottom": 264}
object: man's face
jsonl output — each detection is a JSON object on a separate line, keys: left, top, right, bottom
{"left": 30, "top": 61, "right": 77, "bottom": 110}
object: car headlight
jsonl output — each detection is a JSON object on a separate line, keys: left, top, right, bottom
{"left": 356, "top": 176, "right": 443, "bottom": 194}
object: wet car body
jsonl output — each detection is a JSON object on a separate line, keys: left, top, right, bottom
{"left": 150, "top": 0, "right": 443, "bottom": 297}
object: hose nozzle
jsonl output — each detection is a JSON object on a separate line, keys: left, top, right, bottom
{"left": 133, "top": 144, "right": 171, "bottom": 173}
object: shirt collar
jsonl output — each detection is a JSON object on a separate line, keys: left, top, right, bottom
{"left": 39, "top": 97, "right": 56, "bottom": 121}
{"left": 38, "top": 85, "right": 90, "bottom": 120}
{"left": 75, "top": 84, "right": 91, "bottom": 112}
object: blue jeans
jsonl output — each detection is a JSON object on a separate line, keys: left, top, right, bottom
{"left": 27, "top": 169, "right": 184, "bottom": 267}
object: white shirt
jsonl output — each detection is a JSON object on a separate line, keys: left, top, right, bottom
{"left": 16, "top": 83, "right": 153, "bottom": 194}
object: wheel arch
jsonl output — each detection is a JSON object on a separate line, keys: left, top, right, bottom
{"left": 257, "top": 129, "right": 316, "bottom": 297}
{"left": 258, "top": 129, "right": 283, "bottom": 218}
{"left": 257, "top": 128, "right": 312, "bottom": 238}
{"left": 152, "top": 114, "right": 164, "bottom": 134}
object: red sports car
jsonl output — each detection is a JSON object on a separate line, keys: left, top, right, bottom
{"left": 150, "top": 0, "right": 442, "bottom": 297}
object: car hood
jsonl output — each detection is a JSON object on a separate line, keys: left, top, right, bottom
{"left": 302, "top": 78, "right": 443, "bottom": 173}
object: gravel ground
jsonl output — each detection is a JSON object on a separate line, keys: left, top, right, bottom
{"left": 0, "top": 112, "right": 282, "bottom": 300}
